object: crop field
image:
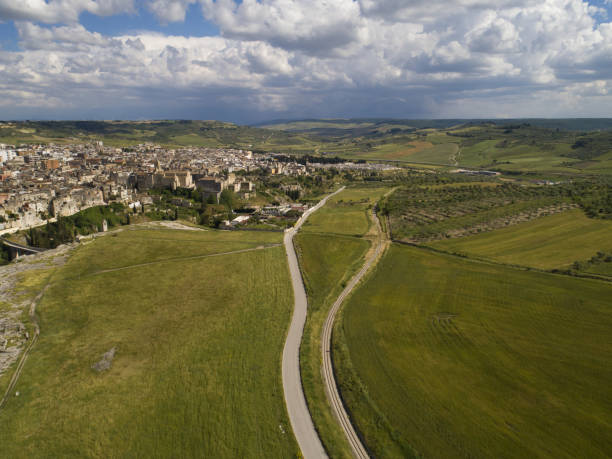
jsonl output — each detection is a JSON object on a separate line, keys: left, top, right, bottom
{"left": 54, "top": 225, "right": 282, "bottom": 278}
{"left": 0, "top": 228, "right": 297, "bottom": 457}
{"left": 393, "top": 141, "right": 460, "bottom": 165}
{"left": 430, "top": 209, "right": 612, "bottom": 270}
{"left": 336, "top": 244, "right": 612, "bottom": 458}
{"left": 301, "top": 186, "right": 389, "bottom": 236}
{"left": 585, "top": 262, "right": 612, "bottom": 277}
{"left": 448, "top": 123, "right": 612, "bottom": 174}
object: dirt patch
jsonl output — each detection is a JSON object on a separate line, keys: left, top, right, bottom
{"left": 388, "top": 141, "right": 434, "bottom": 159}
{"left": 146, "top": 221, "right": 206, "bottom": 231}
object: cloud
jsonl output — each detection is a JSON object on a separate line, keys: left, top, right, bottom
{"left": 0, "top": 0, "right": 134, "bottom": 24}
{"left": 16, "top": 22, "right": 116, "bottom": 51}
{"left": 147, "top": 0, "right": 196, "bottom": 23}
{"left": 200, "top": 0, "right": 364, "bottom": 55}
{"left": 0, "top": 0, "right": 611, "bottom": 121}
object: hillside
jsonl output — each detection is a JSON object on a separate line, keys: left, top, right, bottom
{"left": 2, "top": 119, "right": 612, "bottom": 175}
{"left": 0, "top": 227, "right": 298, "bottom": 457}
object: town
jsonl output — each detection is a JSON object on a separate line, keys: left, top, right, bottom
{"left": 0, "top": 141, "right": 398, "bottom": 238}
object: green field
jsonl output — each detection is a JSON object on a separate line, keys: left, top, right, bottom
{"left": 585, "top": 262, "right": 612, "bottom": 277}
{"left": 430, "top": 209, "right": 612, "bottom": 269}
{"left": 301, "top": 186, "right": 388, "bottom": 236}
{"left": 336, "top": 244, "right": 612, "bottom": 458}
{"left": 0, "top": 228, "right": 298, "bottom": 457}
{"left": 55, "top": 226, "right": 282, "bottom": 278}
{"left": 384, "top": 181, "right": 573, "bottom": 243}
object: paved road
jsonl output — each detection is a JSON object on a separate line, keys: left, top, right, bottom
{"left": 1, "top": 239, "right": 46, "bottom": 254}
{"left": 321, "top": 208, "right": 387, "bottom": 459}
{"left": 282, "top": 187, "right": 345, "bottom": 459}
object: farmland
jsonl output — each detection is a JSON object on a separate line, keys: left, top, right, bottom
{"left": 382, "top": 180, "right": 575, "bottom": 243}
{"left": 336, "top": 244, "right": 612, "bottom": 458}
{"left": 0, "top": 227, "right": 298, "bottom": 458}
{"left": 430, "top": 208, "right": 612, "bottom": 270}
{"left": 300, "top": 186, "right": 389, "bottom": 236}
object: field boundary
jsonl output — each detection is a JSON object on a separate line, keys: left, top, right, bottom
{"left": 393, "top": 239, "right": 612, "bottom": 283}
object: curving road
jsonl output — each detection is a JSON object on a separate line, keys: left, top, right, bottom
{"left": 282, "top": 186, "right": 345, "bottom": 459}
{"left": 321, "top": 208, "right": 387, "bottom": 459}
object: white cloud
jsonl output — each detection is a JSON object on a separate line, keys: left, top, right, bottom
{"left": 0, "top": 0, "right": 611, "bottom": 120}
{"left": 0, "top": 0, "right": 134, "bottom": 24}
{"left": 147, "top": 0, "right": 196, "bottom": 23}
{"left": 200, "top": 0, "right": 364, "bottom": 54}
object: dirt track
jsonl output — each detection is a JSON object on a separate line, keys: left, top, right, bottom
{"left": 320, "top": 207, "right": 387, "bottom": 459}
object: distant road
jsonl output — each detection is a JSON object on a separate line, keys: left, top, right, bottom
{"left": 321, "top": 207, "right": 387, "bottom": 459}
{"left": 282, "top": 186, "right": 345, "bottom": 459}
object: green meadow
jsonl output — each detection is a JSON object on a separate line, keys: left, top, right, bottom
{"left": 301, "top": 186, "right": 388, "bottom": 236}
{"left": 0, "top": 228, "right": 298, "bottom": 458}
{"left": 336, "top": 244, "right": 612, "bottom": 458}
{"left": 430, "top": 209, "right": 612, "bottom": 269}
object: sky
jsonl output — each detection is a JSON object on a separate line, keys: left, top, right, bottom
{"left": 0, "top": 0, "right": 611, "bottom": 123}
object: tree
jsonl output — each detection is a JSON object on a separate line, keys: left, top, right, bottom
{"left": 219, "top": 189, "right": 237, "bottom": 211}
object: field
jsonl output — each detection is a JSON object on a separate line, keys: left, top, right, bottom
{"left": 430, "top": 209, "right": 612, "bottom": 270}
{"left": 301, "top": 186, "right": 389, "bottom": 236}
{"left": 336, "top": 244, "right": 612, "bottom": 458}
{"left": 0, "top": 227, "right": 298, "bottom": 457}
{"left": 384, "top": 180, "right": 574, "bottom": 243}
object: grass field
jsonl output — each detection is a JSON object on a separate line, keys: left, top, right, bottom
{"left": 336, "top": 244, "right": 612, "bottom": 458}
{"left": 0, "top": 228, "right": 298, "bottom": 457}
{"left": 55, "top": 226, "right": 282, "bottom": 279}
{"left": 585, "top": 262, "right": 612, "bottom": 277}
{"left": 301, "top": 186, "right": 388, "bottom": 236}
{"left": 429, "top": 209, "right": 612, "bottom": 269}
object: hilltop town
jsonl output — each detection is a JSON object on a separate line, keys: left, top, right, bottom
{"left": 0, "top": 142, "right": 396, "bottom": 236}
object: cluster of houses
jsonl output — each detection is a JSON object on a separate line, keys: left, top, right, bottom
{"left": 0, "top": 142, "right": 308, "bottom": 235}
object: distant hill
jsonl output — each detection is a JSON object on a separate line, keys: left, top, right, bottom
{"left": 1, "top": 119, "right": 611, "bottom": 176}
{"left": 0, "top": 120, "right": 318, "bottom": 151}
{"left": 257, "top": 118, "right": 612, "bottom": 132}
